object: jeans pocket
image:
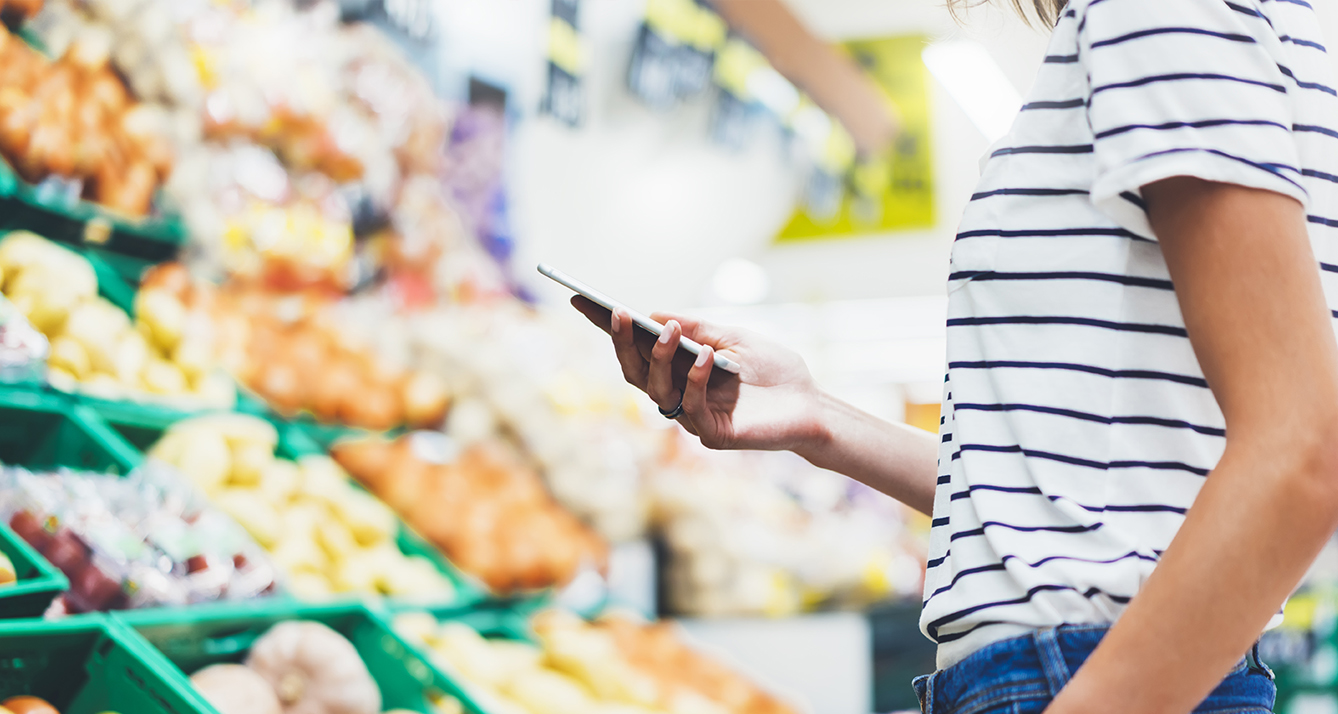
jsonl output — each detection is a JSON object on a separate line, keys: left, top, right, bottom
{"left": 913, "top": 673, "right": 934, "bottom": 713}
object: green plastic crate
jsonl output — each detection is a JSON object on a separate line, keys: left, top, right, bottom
{"left": 0, "top": 385, "right": 138, "bottom": 474}
{"left": 115, "top": 601, "right": 459, "bottom": 714}
{"left": 0, "top": 158, "right": 186, "bottom": 270}
{"left": 0, "top": 520, "right": 67, "bottom": 619}
{"left": 0, "top": 615, "right": 210, "bottom": 714}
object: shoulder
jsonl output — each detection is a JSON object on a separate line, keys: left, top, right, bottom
{"left": 1073, "top": 0, "right": 1272, "bottom": 33}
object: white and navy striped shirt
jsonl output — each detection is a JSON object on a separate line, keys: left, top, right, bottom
{"left": 922, "top": 0, "right": 1338, "bottom": 668}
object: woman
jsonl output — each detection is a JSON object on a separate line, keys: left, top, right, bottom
{"left": 574, "top": 0, "right": 1338, "bottom": 711}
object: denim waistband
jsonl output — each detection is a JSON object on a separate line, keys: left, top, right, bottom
{"left": 912, "top": 625, "right": 1275, "bottom": 714}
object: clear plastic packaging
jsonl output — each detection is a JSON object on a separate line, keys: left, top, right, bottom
{"left": 0, "top": 460, "right": 278, "bottom": 613}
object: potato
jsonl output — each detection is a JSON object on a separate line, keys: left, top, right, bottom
{"left": 294, "top": 455, "right": 347, "bottom": 504}
{"left": 214, "top": 490, "right": 280, "bottom": 548}
{"left": 180, "top": 413, "right": 277, "bottom": 451}
{"left": 504, "top": 668, "right": 597, "bottom": 714}
{"left": 81, "top": 373, "right": 125, "bottom": 400}
{"left": 228, "top": 441, "right": 272, "bottom": 487}
{"left": 381, "top": 555, "right": 454, "bottom": 600}
{"left": 169, "top": 427, "right": 231, "bottom": 491}
{"left": 258, "top": 458, "right": 302, "bottom": 505}
{"left": 46, "top": 366, "right": 77, "bottom": 391}
{"left": 9, "top": 268, "right": 81, "bottom": 334}
{"left": 143, "top": 358, "right": 187, "bottom": 394}
{"left": 0, "top": 231, "right": 54, "bottom": 284}
{"left": 135, "top": 287, "right": 186, "bottom": 352}
{"left": 172, "top": 336, "right": 212, "bottom": 383}
{"left": 62, "top": 298, "right": 130, "bottom": 373}
{"left": 279, "top": 502, "right": 327, "bottom": 542}
{"left": 270, "top": 534, "right": 328, "bottom": 575}
{"left": 194, "top": 372, "right": 237, "bottom": 407}
{"left": 314, "top": 519, "right": 358, "bottom": 562}
{"left": 331, "top": 549, "right": 382, "bottom": 593}
{"left": 391, "top": 612, "right": 441, "bottom": 647}
{"left": 287, "top": 571, "right": 334, "bottom": 601}
{"left": 48, "top": 336, "right": 91, "bottom": 379}
{"left": 112, "top": 331, "right": 151, "bottom": 387}
{"left": 330, "top": 488, "right": 397, "bottom": 547}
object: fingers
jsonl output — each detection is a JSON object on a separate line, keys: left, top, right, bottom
{"left": 681, "top": 345, "right": 713, "bottom": 430}
{"left": 571, "top": 295, "right": 612, "bottom": 334}
{"left": 610, "top": 309, "right": 649, "bottom": 390}
{"left": 647, "top": 319, "right": 684, "bottom": 411}
{"left": 650, "top": 311, "right": 728, "bottom": 348}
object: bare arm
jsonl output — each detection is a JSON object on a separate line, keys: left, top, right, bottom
{"left": 571, "top": 298, "right": 939, "bottom": 515}
{"left": 1047, "top": 179, "right": 1338, "bottom": 713}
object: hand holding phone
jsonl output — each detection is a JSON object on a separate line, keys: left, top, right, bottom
{"left": 538, "top": 264, "right": 742, "bottom": 374}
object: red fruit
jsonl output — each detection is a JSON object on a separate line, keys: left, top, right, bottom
{"left": 9, "top": 511, "right": 50, "bottom": 552}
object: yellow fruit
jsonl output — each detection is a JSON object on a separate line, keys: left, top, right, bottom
{"left": 143, "top": 358, "right": 187, "bottom": 395}
{"left": 214, "top": 490, "right": 280, "bottom": 547}
{"left": 48, "top": 336, "right": 91, "bottom": 380}
{"left": 112, "top": 331, "right": 151, "bottom": 387}
{"left": 258, "top": 458, "right": 302, "bottom": 505}
{"left": 270, "top": 535, "right": 328, "bottom": 575}
{"left": 172, "top": 336, "right": 212, "bottom": 382}
{"left": 135, "top": 288, "right": 186, "bottom": 352}
{"left": 330, "top": 488, "right": 396, "bottom": 547}
{"left": 80, "top": 373, "right": 125, "bottom": 401}
{"left": 314, "top": 519, "right": 358, "bottom": 562}
{"left": 0, "top": 552, "right": 16, "bottom": 585}
{"left": 62, "top": 298, "right": 130, "bottom": 373}
{"left": 331, "top": 549, "right": 382, "bottom": 594}
{"left": 286, "top": 571, "right": 334, "bottom": 601}
{"left": 169, "top": 427, "right": 231, "bottom": 491}
{"left": 229, "top": 442, "right": 273, "bottom": 487}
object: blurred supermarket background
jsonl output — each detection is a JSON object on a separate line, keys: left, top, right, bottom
{"left": 1, "top": 1, "right": 1338, "bottom": 714}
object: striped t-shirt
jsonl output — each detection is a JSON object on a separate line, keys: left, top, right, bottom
{"left": 922, "top": 0, "right": 1338, "bottom": 668}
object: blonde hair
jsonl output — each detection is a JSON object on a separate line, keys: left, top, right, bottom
{"left": 949, "top": 0, "right": 1068, "bottom": 27}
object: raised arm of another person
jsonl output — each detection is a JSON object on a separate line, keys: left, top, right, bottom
{"left": 1044, "top": 180, "right": 1338, "bottom": 714}
{"left": 570, "top": 297, "right": 940, "bottom": 515}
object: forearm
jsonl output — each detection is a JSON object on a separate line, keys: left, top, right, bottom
{"left": 794, "top": 390, "right": 939, "bottom": 515}
{"left": 1048, "top": 437, "right": 1338, "bottom": 713}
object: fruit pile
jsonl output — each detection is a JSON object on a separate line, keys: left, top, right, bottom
{"left": 333, "top": 436, "right": 607, "bottom": 594}
{"left": 0, "top": 27, "right": 173, "bottom": 216}
{"left": 392, "top": 610, "right": 800, "bottom": 714}
{"left": 145, "top": 267, "right": 453, "bottom": 431}
{"left": 148, "top": 413, "right": 455, "bottom": 602}
{"left": 0, "top": 232, "right": 232, "bottom": 405}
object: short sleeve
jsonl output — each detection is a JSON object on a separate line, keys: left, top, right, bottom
{"left": 1079, "top": 0, "right": 1307, "bottom": 239}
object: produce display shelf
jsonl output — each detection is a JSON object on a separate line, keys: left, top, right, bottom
{"left": 98, "top": 407, "right": 486, "bottom": 610}
{"left": 0, "top": 519, "right": 68, "bottom": 619}
{"left": 114, "top": 601, "right": 461, "bottom": 714}
{"left": 0, "top": 159, "right": 186, "bottom": 268}
{"left": 0, "top": 614, "right": 211, "bottom": 714}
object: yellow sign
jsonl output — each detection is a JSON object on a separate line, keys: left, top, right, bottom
{"left": 777, "top": 35, "right": 934, "bottom": 242}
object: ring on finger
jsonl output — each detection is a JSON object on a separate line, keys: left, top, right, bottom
{"left": 658, "top": 397, "right": 685, "bottom": 420}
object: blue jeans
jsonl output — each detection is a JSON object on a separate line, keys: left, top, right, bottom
{"left": 912, "top": 625, "right": 1276, "bottom": 714}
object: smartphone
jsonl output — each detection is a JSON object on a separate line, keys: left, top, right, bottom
{"left": 537, "top": 263, "right": 742, "bottom": 374}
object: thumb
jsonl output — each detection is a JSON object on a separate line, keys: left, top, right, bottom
{"left": 650, "top": 311, "right": 734, "bottom": 349}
